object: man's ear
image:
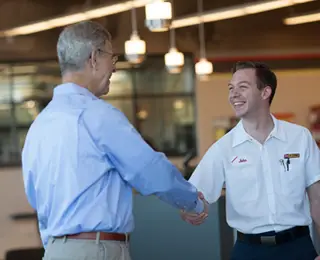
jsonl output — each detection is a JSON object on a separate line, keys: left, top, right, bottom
{"left": 90, "top": 50, "right": 98, "bottom": 70}
{"left": 262, "top": 85, "right": 272, "bottom": 101}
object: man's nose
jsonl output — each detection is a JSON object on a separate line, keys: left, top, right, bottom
{"left": 230, "top": 90, "right": 240, "bottom": 99}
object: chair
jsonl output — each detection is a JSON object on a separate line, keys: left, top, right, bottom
{"left": 5, "top": 247, "right": 44, "bottom": 260}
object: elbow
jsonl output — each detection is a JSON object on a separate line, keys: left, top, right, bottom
{"left": 127, "top": 153, "right": 177, "bottom": 196}
{"left": 134, "top": 177, "right": 175, "bottom": 197}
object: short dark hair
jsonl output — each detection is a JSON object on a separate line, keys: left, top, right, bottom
{"left": 231, "top": 61, "right": 277, "bottom": 105}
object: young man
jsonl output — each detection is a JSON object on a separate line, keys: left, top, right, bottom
{"left": 181, "top": 61, "right": 320, "bottom": 260}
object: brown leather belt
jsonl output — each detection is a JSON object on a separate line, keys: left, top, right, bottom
{"left": 56, "top": 232, "right": 129, "bottom": 242}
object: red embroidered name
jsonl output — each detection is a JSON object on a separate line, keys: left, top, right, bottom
{"left": 239, "top": 159, "right": 247, "bottom": 163}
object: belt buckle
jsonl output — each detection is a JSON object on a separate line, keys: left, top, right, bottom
{"left": 125, "top": 233, "right": 129, "bottom": 243}
{"left": 260, "top": 235, "right": 276, "bottom": 245}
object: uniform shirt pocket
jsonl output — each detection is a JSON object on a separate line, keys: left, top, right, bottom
{"left": 279, "top": 157, "right": 305, "bottom": 199}
{"left": 226, "top": 156, "right": 258, "bottom": 203}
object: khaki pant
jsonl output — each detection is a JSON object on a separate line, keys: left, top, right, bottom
{"left": 43, "top": 233, "right": 132, "bottom": 260}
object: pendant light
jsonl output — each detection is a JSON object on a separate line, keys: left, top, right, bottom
{"left": 125, "top": 1, "right": 146, "bottom": 64}
{"left": 195, "top": 0, "right": 213, "bottom": 77}
{"left": 145, "top": 0, "right": 172, "bottom": 32}
{"left": 164, "top": 0, "right": 184, "bottom": 73}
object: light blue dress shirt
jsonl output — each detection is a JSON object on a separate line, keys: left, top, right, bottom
{"left": 22, "top": 83, "right": 203, "bottom": 247}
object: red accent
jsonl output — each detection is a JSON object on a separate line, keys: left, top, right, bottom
{"left": 310, "top": 104, "right": 320, "bottom": 110}
{"left": 272, "top": 112, "right": 295, "bottom": 122}
{"left": 231, "top": 156, "right": 238, "bottom": 163}
{"left": 309, "top": 104, "right": 320, "bottom": 148}
{"left": 195, "top": 53, "right": 320, "bottom": 62}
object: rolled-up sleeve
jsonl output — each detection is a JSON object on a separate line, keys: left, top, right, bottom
{"left": 189, "top": 143, "right": 225, "bottom": 204}
{"left": 304, "top": 128, "right": 320, "bottom": 188}
{"left": 81, "top": 101, "right": 202, "bottom": 212}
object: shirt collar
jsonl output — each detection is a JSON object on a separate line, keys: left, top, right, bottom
{"left": 53, "top": 82, "right": 98, "bottom": 100}
{"left": 232, "top": 114, "right": 287, "bottom": 147}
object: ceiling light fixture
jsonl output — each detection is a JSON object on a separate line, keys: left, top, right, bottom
{"left": 164, "top": 0, "right": 184, "bottom": 73}
{"left": 145, "top": 0, "right": 172, "bottom": 32}
{"left": 284, "top": 10, "right": 320, "bottom": 25}
{"left": 0, "top": 0, "right": 313, "bottom": 37}
{"left": 0, "top": 0, "right": 154, "bottom": 37}
{"left": 171, "top": 0, "right": 314, "bottom": 29}
{"left": 125, "top": 1, "right": 146, "bottom": 64}
{"left": 195, "top": 0, "right": 213, "bottom": 78}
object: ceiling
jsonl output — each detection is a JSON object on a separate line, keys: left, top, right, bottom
{"left": 0, "top": 0, "right": 319, "bottom": 62}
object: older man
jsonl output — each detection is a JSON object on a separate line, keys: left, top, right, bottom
{"left": 21, "top": 21, "right": 206, "bottom": 260}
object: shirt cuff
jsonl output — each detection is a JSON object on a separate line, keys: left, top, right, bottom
{"left": 193, "top": 198, "right": 204, "bottom": 214}
{"left": 306, "top": 174, "right": 320, "bottom": 188}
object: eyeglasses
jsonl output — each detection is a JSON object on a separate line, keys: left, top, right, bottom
{"left": 98, "top": 49, "right": 118, "bottom": 65}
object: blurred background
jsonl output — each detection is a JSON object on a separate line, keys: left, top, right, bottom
{"left": 0, "top": 0, "right": 319, "bottom": 259}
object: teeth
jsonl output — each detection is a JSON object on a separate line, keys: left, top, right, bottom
{"left": 234, "top": 102, "right": 244, "bottom": 106}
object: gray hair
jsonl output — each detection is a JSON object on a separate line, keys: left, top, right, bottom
{"left": 57, "top": 21, "right": 111, "bottom": 75}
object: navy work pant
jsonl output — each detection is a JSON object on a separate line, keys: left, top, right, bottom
{"left": 230, "top": 234, "right": 318, "bottom": 260}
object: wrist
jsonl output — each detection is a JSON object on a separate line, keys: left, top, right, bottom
{"left": 193, "top": 198, "right": 204, "bottom": 214}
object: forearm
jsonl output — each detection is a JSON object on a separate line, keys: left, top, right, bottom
{"left": 307, "top": 180, "right": 320, "bottom": 237}
{"left": 128, "top": 152, "right": 201, "bottom": 212}
{"left": 156, "top": 177, "right": 204, "bottom": 213}
{"left": 311, "top": 200, "right": 320, "bottom": 236}
{"left": 314, "top": 222, "right": 320, "bottom": 237}
{"left": 95, "top": 112, "right": 201, "bottom": 212}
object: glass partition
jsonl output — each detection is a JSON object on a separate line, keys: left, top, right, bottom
{"left": 105, "top": 54, "right": 197, "bottom": 156}
{"left": 0, "top": 62, "right": 60, "bottom": 165}
{"left": 136, "top": 96, "right": 195, "bottom": 155}
{"left": 0, "top": 54, "right": 197, "bottom": 165}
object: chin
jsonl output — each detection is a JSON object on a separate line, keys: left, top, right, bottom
{"left": 232, "top": 103, "right": 249, "bottom": 119}
{"left": 100, "top": 87, "right": 109, "bottom": 96}
{"left": 234, "top": 113, "right": 244, "bottom": 119}
{"left": 98, "top": 82, "right": 110, "bottom": 97}
{"left": 234, "top": 109, "right": 248, "bottom": 118}
{"left": 104, "top": 88, "right": 110, "bottom": 95}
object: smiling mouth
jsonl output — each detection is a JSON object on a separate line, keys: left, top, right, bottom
{"left": 233, "top": 101, "right": 246, "bottom": 108}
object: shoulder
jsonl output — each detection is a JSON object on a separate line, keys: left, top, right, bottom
{"left": 278, "top": 119, "right": 311, "bottom": 137}
{"left": 81, "top": 99, "right": 134, "bottom": 136}
{"left": 203, "top": 131, "right": 232, "bottom": 157}
{"left": 213, "top": 127, "right": 236, "bottom": 149}
{"left": 86, "top": 99, "right": 119, "bottom": 114}
{"left": 24, "top": 104, "right": 51, "bottom": 136}
{"left": 277, "top": 120, "right": 316, "bottom": 150}
{"left": 83, "top": 99, "right": 127, "bottom": 123}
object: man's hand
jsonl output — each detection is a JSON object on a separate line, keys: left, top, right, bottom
{"left": 180, "top": 191, "right": 209, "bottom": 225}
{"left": 314, "top": 256, "right": 320, "bottom": 260}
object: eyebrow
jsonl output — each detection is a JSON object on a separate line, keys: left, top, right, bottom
{"left": 228, "top": 80, "right": 251, "bottom": 87}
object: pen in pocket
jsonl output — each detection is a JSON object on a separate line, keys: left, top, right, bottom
{"left": 279, "top": 159, "right": 286, "bottom": 171}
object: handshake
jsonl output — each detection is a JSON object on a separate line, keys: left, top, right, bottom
{"left": 180, "top": 191, "right": 209, "bottom": 225}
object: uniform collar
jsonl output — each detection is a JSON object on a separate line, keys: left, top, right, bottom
{"left": 53, "top": 82, "right": 98, "bottom": 100}
{"left": 232, "top": 114, "right": 286, "bottom": 147}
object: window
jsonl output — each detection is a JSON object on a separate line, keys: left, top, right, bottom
{"left": 136, "top": 96, "right": 196, "bottom": 155}
{"left": 0, "top": 55, "right": 197, "bottom": 165}
{"left": 0, "top": 62, "right": 60, "bottom": 165}
{"left": 105, "top": 54, "right": 197, "bottom": 157}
